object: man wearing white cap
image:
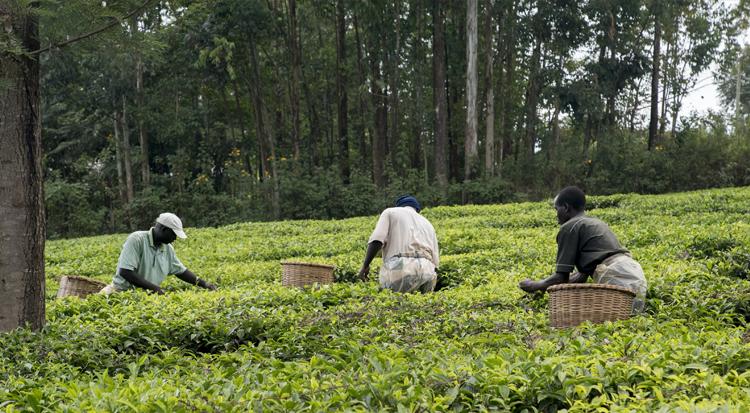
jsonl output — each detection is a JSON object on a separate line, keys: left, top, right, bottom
{"left": 99, "top": 212, "right": 217, "bottom": 295}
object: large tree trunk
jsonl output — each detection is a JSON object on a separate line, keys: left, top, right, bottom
{"left": 482, "top": 0, "right": 494, "bottom": 178}
{"left": 433, "top": 0, "right": 449, "bottom": 188}
{"left": 336, "top": 0, "right": 350, "bottom": 183}
{"left": 0, "top": 6, "right": 45, "bottom": 332}
{"left": 648, "top": 4, "right": 661, "bottom": 151}
{"left": 136, "top": 56, "right": 150, "bottom": 188}
{"left": 464, "top": 0, "right": 479, "bottom": 187}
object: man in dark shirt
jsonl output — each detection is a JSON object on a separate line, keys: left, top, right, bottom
{"left": 518, "top": 186, "right": 647, "bottom": 311}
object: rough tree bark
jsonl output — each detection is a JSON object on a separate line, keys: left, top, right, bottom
{"left": 0, "top": 4, "right": 46, "bottom": 332}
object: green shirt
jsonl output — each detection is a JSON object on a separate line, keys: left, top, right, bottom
{"left": 112, "top": 228, "right": 187, "bottom": 291}
{"left": 555, "top": 215, "right": 629, "bottom": 275}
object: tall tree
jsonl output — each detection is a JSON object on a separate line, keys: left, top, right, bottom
{"left": 335, "top": 0, "right": 349, "bottom": 183}
{"left": 287, "top": 0, "right": 302, "bottom": 160}
{"left": 433, "top": 0, "right": 449, "bottom": 188}
{"left": 464, "top": 0, "right": 479, "bottom": 185}
{"left": 483, "top": 0, "right": 495, "bottom": 177}
{"left": 649, "top": 0, "right": 662, "bottom": 150}
{"left": 135, "top": 55, "right": 150, "bottom": 188}
{"left": 0, "top": 2, "right": 46, "bottom": 332}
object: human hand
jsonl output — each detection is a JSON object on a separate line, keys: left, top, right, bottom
{"left": 154, "top": 287, "right": 165, "bottom": 295}
{"left": 203, "top": 282, "right": 217, "bottom": 291}
{"left": 518, "top": 279, "right": 545, "bottom": 293}
{"left": 569, "top": 272, "right": 588, "bottom": 284}
{"left": 358, "top": 266, "right": 370, "bottom": 282}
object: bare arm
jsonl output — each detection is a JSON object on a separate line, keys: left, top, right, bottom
{"left": 175, "top": 269, "right": 217, "bottom": 290}
{"left": 357, "top": 241, "right": 383, "bottom": 281}
{"left": 118, "top": 268, "right": 164, "bottom": 294}
{"left": 519, "top": 271, "right": 570, "bottom": 293}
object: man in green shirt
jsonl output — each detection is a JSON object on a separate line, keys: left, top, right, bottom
{"left": 99, "top": 212, "right": 217, "bottom": 295}
{"left": 518, "top": 186, "right": 647, "bottom": 311}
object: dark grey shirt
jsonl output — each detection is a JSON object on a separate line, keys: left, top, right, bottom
{"left": 555, "top": 215, "right": 629, "bottom": 275}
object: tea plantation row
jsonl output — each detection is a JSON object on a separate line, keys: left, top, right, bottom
{"left": 2, "top": 187, "right": 750, "bottom": 411}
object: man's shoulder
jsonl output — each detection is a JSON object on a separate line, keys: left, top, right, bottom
{"left": 562, "top": 215, "right": 612, "bottom": 234}
{"left": 124, "top": 230, "right": 149, "bottom": 244}
{"left": 127, "top": 230, "right": 150, "bottom": 239}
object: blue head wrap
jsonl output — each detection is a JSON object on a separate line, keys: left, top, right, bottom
{"left": 395, "top": 195, "right": 421, "bottom": 212}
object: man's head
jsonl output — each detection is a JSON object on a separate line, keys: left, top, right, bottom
{"left": 553, "top": 186, "right": 585, "bottom": 224}
{"left": 153, "top": 212, "right": 187, "bottom": 244}
{"left": 395, "top": 195, "right": 421, "bottom": 213}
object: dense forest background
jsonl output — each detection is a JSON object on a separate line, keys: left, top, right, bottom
{"left": 31, "top": 0, "right": 750, "bottom": 238}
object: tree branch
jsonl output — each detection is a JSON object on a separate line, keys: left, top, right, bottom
{"left": 28, "top": 0, "right": 158, "bottom": 56}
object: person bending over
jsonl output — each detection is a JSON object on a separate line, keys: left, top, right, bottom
{"left": 358, "top": 195, "right": 440, "bottom": 293}
{"left": 518, "top": 186, "right": 647, "bottom": 312}
{"left": 99, "top": 212, "right": 217, "bottom": 295}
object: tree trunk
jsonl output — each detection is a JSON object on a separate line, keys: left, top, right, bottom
{"left": 249, "top": 39, "right": 280, "bottom": 218}
{"left": 0, "top": 6, "right": 46, "bottom": 332}
{"left": 464, "top": 0, "right": 479, "bottom": 187}
{"left": 648, "top": 4, "right": 661, "bottom": 151}
{"left": 119, "top": 96, "right": 135, "bottom": 204}
{"left": 113, "top": 110, "right": 127, "bottom": 203}
{"left": 411, "top": 0, "right": 424, "bottom": 172}
{"left": 370, "top": 48, "right": 387, "bottom": 188}
{"left": 353, "top": 12, "right": 370, "bottom": 169}
{"left": 433, "top": 0, "right": 449, "bottom": 188}
{"left": 523, "top": 34, "right": 542, "bottom": 161}
{"left": 659, "top": 39, "right": 670, "bottom": 137}
{"left": 389, "top": 2, "right": 401, "bottom": 173}
{"left": 287, "top": 0, "right": 301, "bottom": 160}
{"left": 301, "top": 67, "right": 321, "bottom": 168}
{"left": 336, "top": 0, "right": 350, "bottom": 183}
{"left": 483, "top": 0, "right": 494, "bottom": 177}
{"left": 136, "top": 56, "right": 150, "bottom": 188}
{"left": 500, "top": 0, "right": 516, "bottom": 165}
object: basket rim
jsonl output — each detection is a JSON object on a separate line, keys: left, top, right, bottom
{"left": 281, "top": 261, "right": 336, "bottom": 270}
{"left": 60, "top": 275, "right": 107, "bottom": 285}
{"left": 548, "top": 282, "right": 636, "bottom": 296}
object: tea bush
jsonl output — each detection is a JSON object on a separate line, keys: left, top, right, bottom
{"left": 3, "top": 187, "right": 750, "bottom": 411}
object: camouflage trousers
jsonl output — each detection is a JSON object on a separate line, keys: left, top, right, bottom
{"left": 592, "top": 253, "right": 648, "bottom": 313}
{"left": 379, "top": 255, "right": 437, "bottom": 293}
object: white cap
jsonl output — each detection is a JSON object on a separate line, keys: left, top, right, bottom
{"left": 156, "top": 212, "right": 187, "bottom": 239}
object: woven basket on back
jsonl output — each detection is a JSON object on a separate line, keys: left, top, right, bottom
{"left": 56, "top": 275, "right": 107, "bottom": 298}
{"left": 281, "top": 262, "right": 335, "bottom": 287}
{"left": 548, "top": 283, "right": 635, "bottom": 328}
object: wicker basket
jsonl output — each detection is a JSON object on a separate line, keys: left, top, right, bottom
{"left": 56, "top": 275, "right": 107, "bottom": 299}
{"left": 281, "top": 262, "right": 335, "bottom": 287}
{"left": 548, "top": 283, "right": 635, "bottom": 328}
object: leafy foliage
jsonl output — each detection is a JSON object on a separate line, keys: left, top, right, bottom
{"left": 3, "top": 187, "right": 750, "bottom": 410}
